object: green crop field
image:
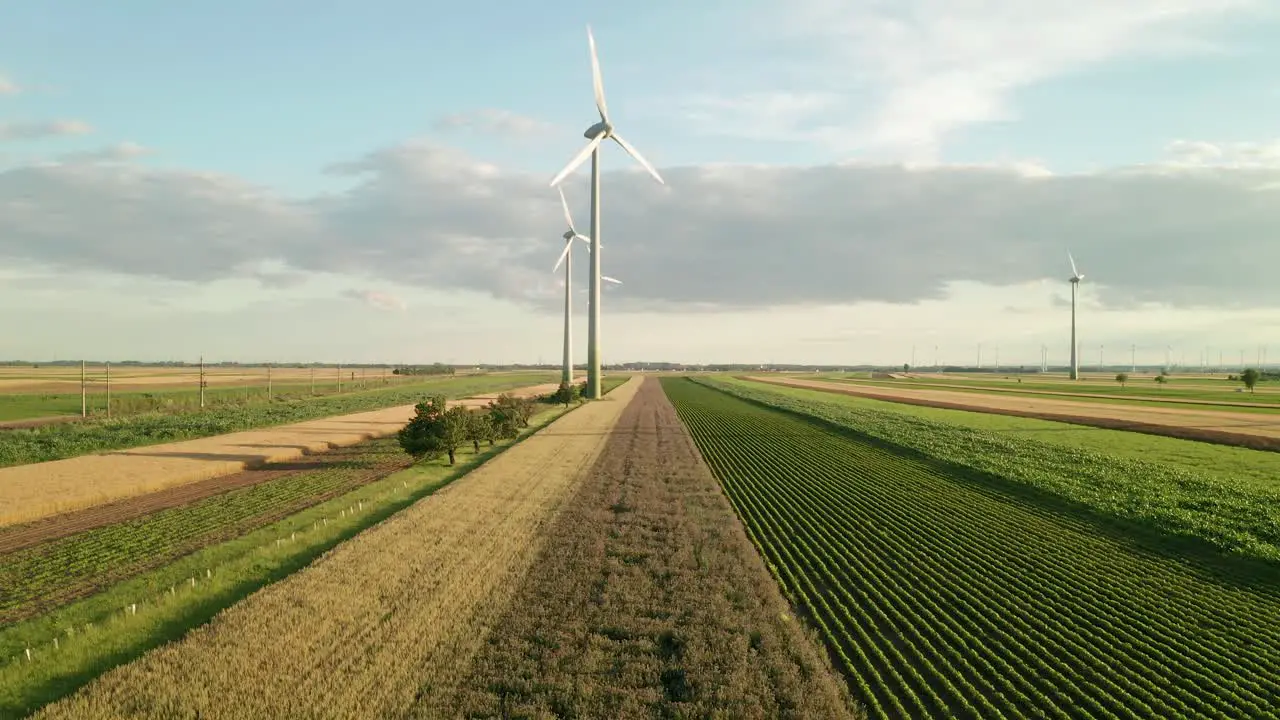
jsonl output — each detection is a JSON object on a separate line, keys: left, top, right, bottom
{"left": 0, "top": 372, "right": 557, "bottom": 467}
{"left": 663, "top": 377, "right": 1280, "bottom": 720}
{"left": 708, "top": 377, "right": 1280, "bottom": 563}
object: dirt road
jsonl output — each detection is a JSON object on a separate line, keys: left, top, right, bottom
{"left": 37, "top": 378, "right": 642, "bottom": 719}
{"left": 751, "top": 376, "right": 1280, "bottom": 452}
{"left": 0, "top": 383, "right": 561, "bottom": 528}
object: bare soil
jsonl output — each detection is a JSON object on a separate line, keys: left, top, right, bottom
{"left": 442, "top": 378, "right": 859, "bottom": 719}
{"left": 889, "top": 376, "right": 1279, "bottom": 409}
{"left": 753, "top": 377, "right": 1280, "bottom": 452}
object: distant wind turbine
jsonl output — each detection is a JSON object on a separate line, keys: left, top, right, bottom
{"left": 552, "top": 186, "right": 592, "bottom": 386}
{"left": 1068, "top": 252, "right": 1085, "bottom": 380}
{"left": 550, "top": 25, "right": 665, "bottom": 400}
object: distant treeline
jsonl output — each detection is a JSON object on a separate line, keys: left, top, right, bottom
{"left": 392, "top": 364, "right": 456, "bottom": 376}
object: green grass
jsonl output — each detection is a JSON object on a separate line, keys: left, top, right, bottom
{"left": 663, "top": 377, "right": 1280, "bottom": 720}
{"left": 0, "top": 440, "right": 409, "bottom": 624}
{"left": 707, "top": 377, "right": 1280, "bottom": 564}
{"left": 740, "top": 378, "right": 1280, "bottom": 489}
{"left": 814, "top": 374, "right": 1280, "bottom": 411}
{"left": 0, "top": 372, "right": 556, "bottom": 468}
{"left": 0, "top": 403, "right": 571, "bottom": 719}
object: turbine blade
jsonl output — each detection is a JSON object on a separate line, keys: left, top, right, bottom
{"left": 549, "top": 133, "right": 604, "bottom": 187}
{"left": 588, "top": 25, "right": 609, "bottom": 123}
{"left": 611, "top": 133, "right": 664, "bottom": 185}
{"left": 1068, "top": 251, "right": 1079, "bottom": 278}
{"left": 575, "top": 233, "right": 593, "bottom": 245}
{"left": 602, "top": 275, "right": 622, "bottom": 284}
{"left": 558, "top": 185, "right": 575, "bottom": 230}
{"left": 552, "top": 239, "right": 573, "bottom": 273}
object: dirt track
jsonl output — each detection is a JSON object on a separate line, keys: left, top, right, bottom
{"left": 751, "top": 377, "right": 1280, "bottom": 452}
{"left": 886, "top": 377, "right": 1279, "bottom": 410}
{"left": 0, "top": 383, "right": 561, "bottom": 528}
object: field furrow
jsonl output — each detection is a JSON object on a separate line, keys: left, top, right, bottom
{"left": 663, "top": 378, "right": 1280, "bottom": 720}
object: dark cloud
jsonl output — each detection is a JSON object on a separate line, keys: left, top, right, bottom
{"left": 1, "top": 142, "right": 1277, "bottom": 312}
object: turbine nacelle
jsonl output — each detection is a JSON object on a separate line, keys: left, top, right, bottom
{"left": 584, "top": 121, "right": 612, "bottom": 140}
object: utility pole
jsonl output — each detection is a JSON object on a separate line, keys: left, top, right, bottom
{"left": 310, "top": 366, "right": 315, "bottom": 395}
{"left": 934, "top": 345, "right": 939, "bottom": 369}
{"left": 995, "top": 346, "right": 1000, "bottom": 371}
{"left": 1099, "top": 344, "right": 1104, "bottom": 371}
{"left": 267, "top": 364, "right": 273, "bottom": 402}
{"left": 977, "top": 343, "right": 982, "bottom": 369}
{"left": 1131, "top": 344, "right": 1136, "bottom": 373}
{"left": 911, "top": 345, "right": 916, "bottom": 369}
{"left": 80, "top": 360, "right": 87, "bottom": 418}
{"left": 199, "top": 356, "right": 206, "bottom": 409}
{"left": 105, "top": 362, "right": 111, "bottom": 418}
{"left": 337, "top": 363, "right": 343, "bottom": 393}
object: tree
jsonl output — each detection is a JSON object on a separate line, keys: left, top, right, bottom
{"left": 549, "top": 382, "right": 579, "bottom": 407}
{"left": 397, "top": 395, "right": 449, "bottom": 460}
{"left": 439, "top": 406, "right": 472, "bottom": 465}
{"left": 903, "top": 363, "right": 910, "bottom": 373}
{"left": 465, "top": 408, "right": 494, "bottom": 451}
{"left": 487, "top": 397, "right": 521, "bottom": 440}
{"left": 1154, "top": 374, "right": 1168, "bottom": 388}
{"left": 1115, "top": 372, "right": 1129, "bottom": 388}
{"left": 1242, "top": 368, "right": 1261, "bottom": 394}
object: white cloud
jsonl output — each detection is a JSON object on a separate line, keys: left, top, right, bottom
{"left": 432, "top": 109, "right": 556, "bottom": 137}
{"left": 56, "top": 141, "right": 153, "bottom": 164}
{"left": 681, "top": 0, "right": 1262, "bottom": 158}
{"left": 344, "top": 288, "right": 408, "bottom": 312}
{"left": 0, "top": 75, "right": 20, "bottom": 95}
{"left": 1163, "top": 138, "right": 1280, "bottom": 168}
{"left": 1, "top": 141, "right": 1277, "bottom": 319}
{"left": 0, "top": 119, "right": 93, "bottom": 141}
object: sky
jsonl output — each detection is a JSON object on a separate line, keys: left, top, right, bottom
{"left": 2, "top": 0, "right": 1279, "bottom": 367}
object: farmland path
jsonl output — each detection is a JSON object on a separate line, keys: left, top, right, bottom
{"left": 870, "top": 377, "right": 1280, "bottom": 409}
{"left": 35, "top": 377, "right": 643, "bottom": 720}
{"left": 0, "top": 382, "right": 561, "bottom": 528}
{"left": 751, "top": 376, "right": 1280, "bottom": 451}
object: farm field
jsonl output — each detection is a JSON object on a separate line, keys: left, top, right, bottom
{"left": 663, "top": 378, "right": 1280, "bottom": 720}
{"left": 715, "top": 377, "right": 1280, "bottom": 562}
{"left": 0, "top": 364, "right": 448, "bottom": 423}
{"left": 0, "top": 379, "right": 562, "bottom": 527}
{"left": 445, "top": 378, "right": 858, "bottom": 718}
{"left": 814, "top": 374, "right": 1280, "bottom": 412}
{"left": 756, "top": 375, "right": 1280, "bottom": 451}
{"left": 32, "top": 377, "right": 643, "bottom": 719}
{"left": 0, "top": 400, "right": 577, "bottom": 718}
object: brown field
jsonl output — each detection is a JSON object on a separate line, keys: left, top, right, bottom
{"left": 0, "top": 382, "right": 562, "bottom": 528}
{"left": 35, "top": 377, "right": 643, "bottom": 719}
{"left": 752, "top": 376, "right": 1280, "bottom": 451}
{"left": 444, "top": 378, "right": 859, "bottom": 718}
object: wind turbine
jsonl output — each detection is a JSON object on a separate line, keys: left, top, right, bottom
{"left": 550, "top": 25, "right": 665, "bottom": 400}
{"left": 552, "top": 186, "right": 592, "bottom": 386}
{"left": 1068, "top": 252, "right": 1085, "bottom": 380}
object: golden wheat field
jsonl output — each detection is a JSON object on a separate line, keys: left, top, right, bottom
{"left": 0, "top": 364, "right": 439, "bottom": 395}
{"left": 33, "top": 377, "right": 643, "bottom": 719}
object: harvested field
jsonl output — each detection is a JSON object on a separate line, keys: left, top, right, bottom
{"left": 445, "top": 378, "right": 858, "bottom": 719}
{"left": 34, "top": 378, "right": 642, "bottom": 719}
{"left": 755, "top": 376, "right": 1280, "bottom": 451}
{"left": 0, "top": 382, "right": 560, "bottom": 528}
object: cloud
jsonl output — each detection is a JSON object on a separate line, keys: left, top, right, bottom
{"left": 57, "top": 141, "right": 153, "bottom": 164}
{"left": 1163, "top": 139, "right": 1280, "bottom": 168}
{"left": 343, "top": 288, "right": 408, "bottom": 312}
{"left": 0, "top": 119, "right": 94, "bottom": 141}
{"left": 680, "top": 0, "right": 1263, "bottom": 157}
{"left": 432, "top": 109, "right": 555, "bottom": 137}
{"left": 1, "top": 141, "right": 1277, "bottom": 314}
{"left": 0, "top": 75, "right": 20, "bottom": 95}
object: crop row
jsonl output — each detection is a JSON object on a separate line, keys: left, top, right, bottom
{"left": 662, "top": 378, "right": 1280, "bottom": 720}
{"left": 701, "top": 377, "right": 1280, "bottom": 565}
{"left": 0, "top": 439, "right": 409, "bottom": 624}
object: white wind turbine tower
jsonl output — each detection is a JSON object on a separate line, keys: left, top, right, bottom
{"left": 552, "top": 186, "right": 593, "bottom": 386}
{"left": 1068, "top": 252, "right": 1085, "bottom": 380}
{"left": 550, "top": 25, "right": 665, "bottom": 400}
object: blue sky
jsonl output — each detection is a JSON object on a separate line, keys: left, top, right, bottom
{"left": 2, "top": 0, "right": 1280, "bottom": 363}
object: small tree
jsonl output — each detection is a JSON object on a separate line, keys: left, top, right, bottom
{"left": 397, "top": 395, "right": 449, "bottom": 460}
{"left": 439, "top": 405, "right": 472, "bottom": 465}
{"left": 487, "top": 397, "right": 521, "bottom": 440}
{"left": 1242, "top": 368, "right": 1261, "bottom": 394}
{"left": 465, "top": 408, "right": 493, "bottom": 452}
{"left": 903, "top": 363, "right": 910, "bottom": 373}
{"left": 550, "top": 382, "right": 579, "bottom": 407}
{"left": 1154, "top": 374, "right": 1168, "bottom": 388}
{"left": 1115, "top": 372, "right": 1129, "bottom": 388}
